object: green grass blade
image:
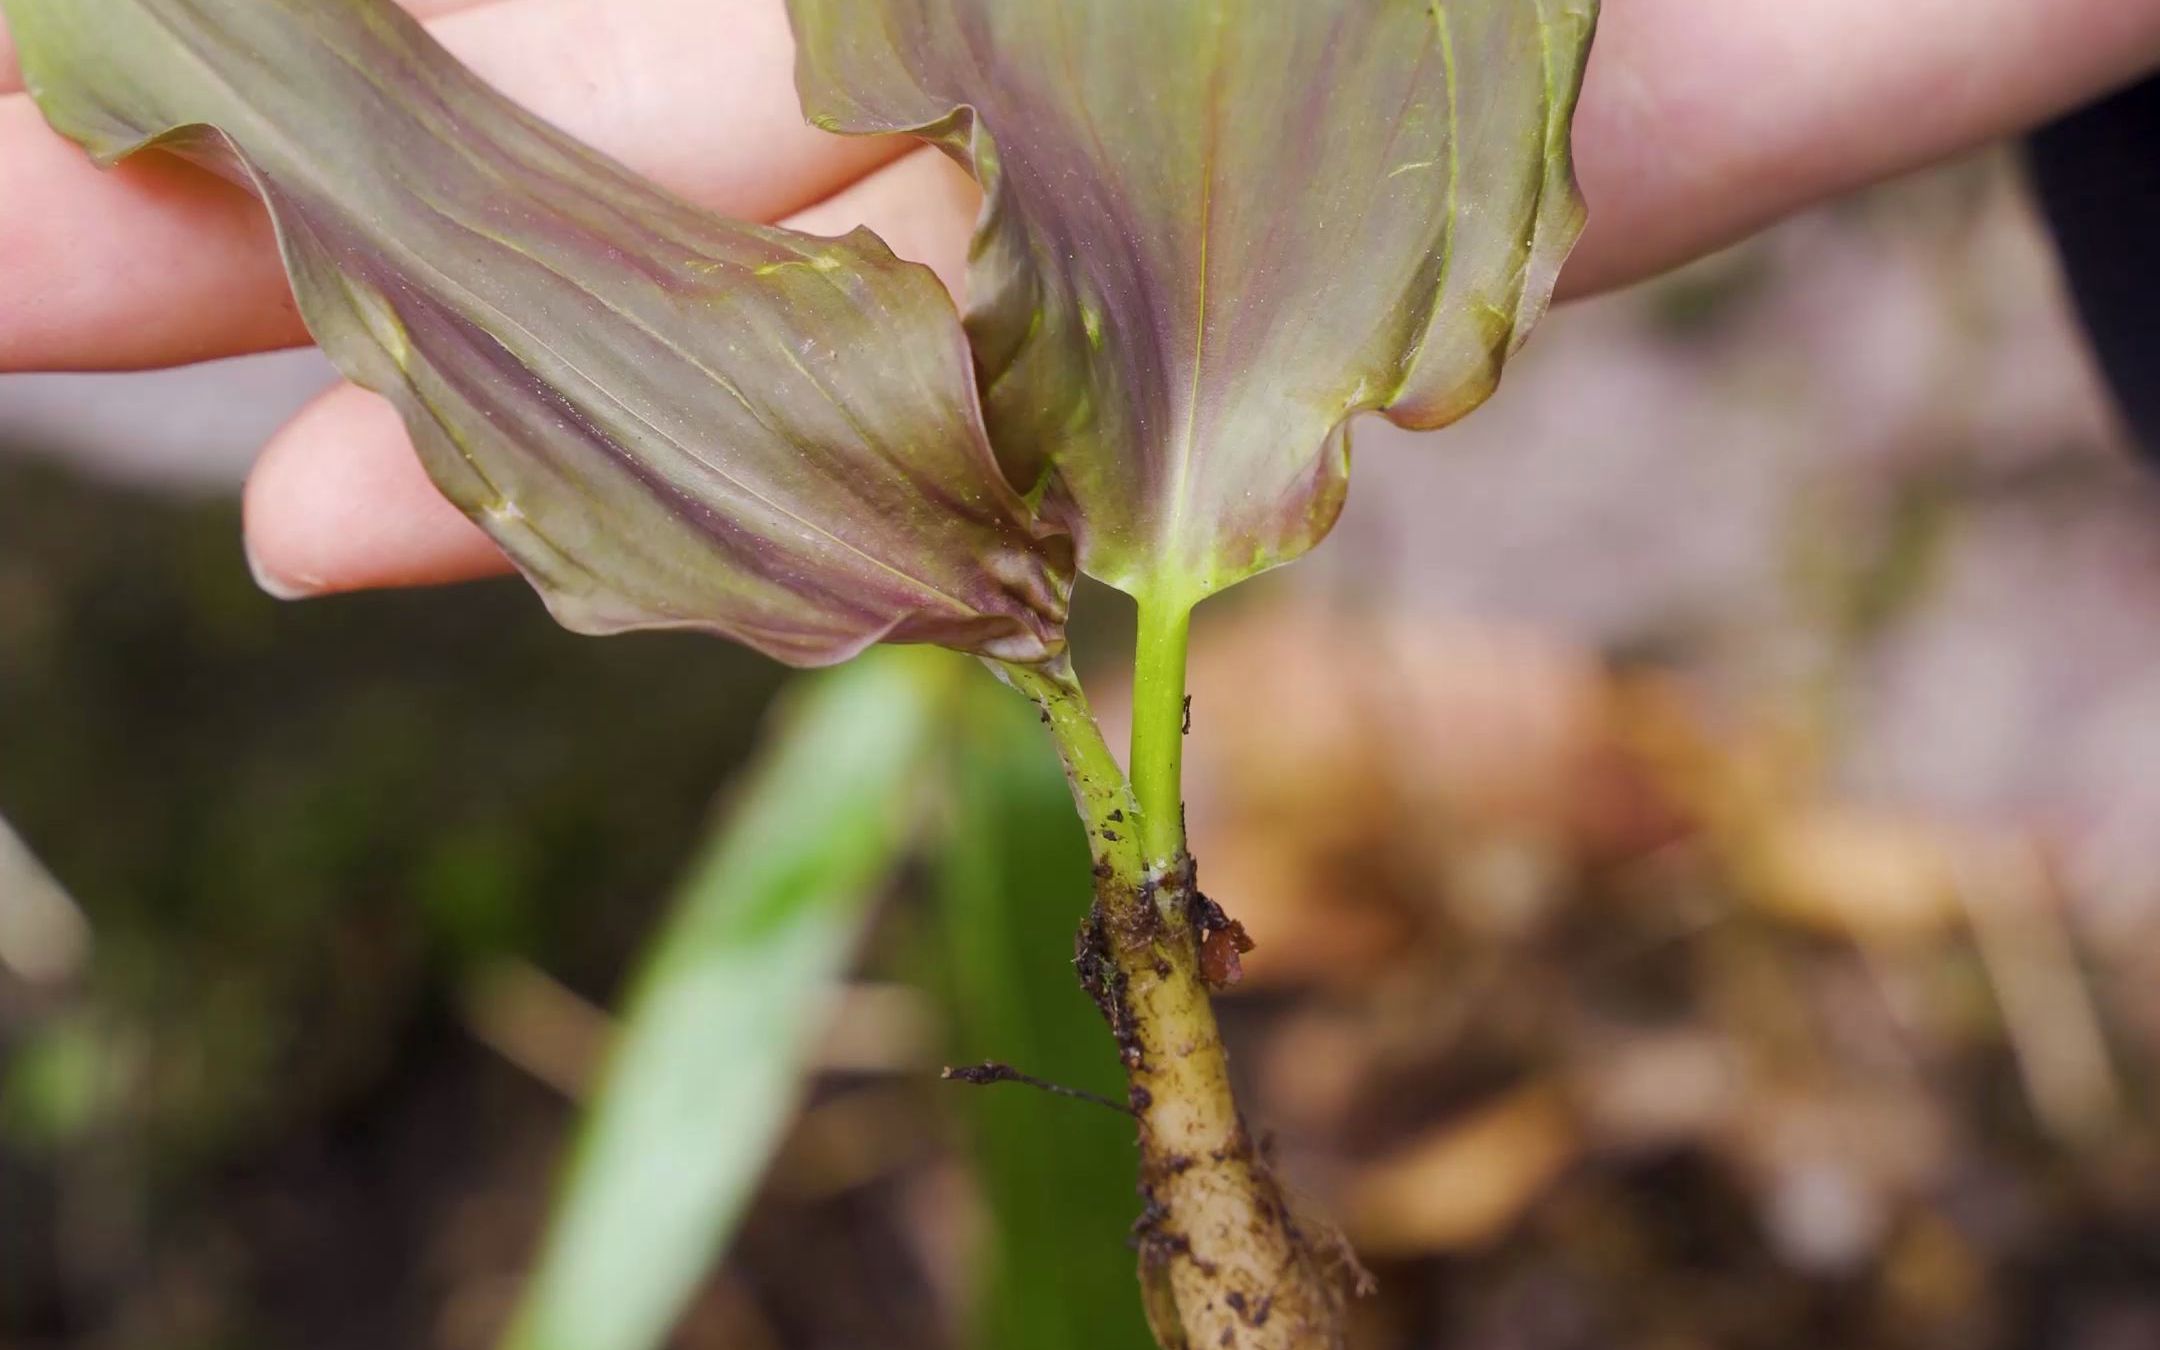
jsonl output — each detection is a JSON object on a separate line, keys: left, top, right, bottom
{"left": 936, "top": 675, "right": 1157, "bottom": 1350}
{"left": 507, "top": 649, "right": 956, "bottom": 1350}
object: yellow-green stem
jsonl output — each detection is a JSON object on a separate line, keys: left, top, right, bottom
{"left": 1130, "top": 593, "right": 1195, "bottom": 867}
{"left": 993, "top": 658, "right": 1148, "bottom": 882}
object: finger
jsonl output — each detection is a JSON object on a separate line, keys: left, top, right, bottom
{"left": 785, "top": 146, "right": 982, "bottom": 300}
{"left": 1563, "top": 0, "right": 2160, "bottom": 297}
{"left": 0, "top": 0, "right": 511, "bottom": 97}
{"left": 244, "top": 388, "right": 500, "bottom": 598}
{"left": 14, "top": 0, "right": 2159, "bottom": 376}
{"left": 0, "top": 95, "right": 292, "bottom": 369}
{"left": 17, "top": 1, "right": 2159, "bottom": 371}
{"left": 1, "top": 0, "right": 905, "bottom": 372}
{"left": 241, "top": 147, "right": 981, "bottom": 599}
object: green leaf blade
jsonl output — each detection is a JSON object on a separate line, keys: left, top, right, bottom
{"left": 508, "top": 649, "right": 957, "bottom": 1350}
{"left": 5, "top": 0, "right": 1072, "bottom": 666}
{"left": 788, "top": 0, "right": 1598, "bottom": 604}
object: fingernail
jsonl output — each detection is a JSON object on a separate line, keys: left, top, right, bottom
{"left": 244, "top": 541, "right": 323, "bottom": 601}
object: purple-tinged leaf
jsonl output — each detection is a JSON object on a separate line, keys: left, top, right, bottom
{"left": 3, "top": 0, "right": 1072, "bottom": 666}
{"left": 789, "top": 0, "right": 1597, "bottom": 605}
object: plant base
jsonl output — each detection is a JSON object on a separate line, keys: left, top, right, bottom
{"left": 1079, "top": 857, "right": 1345, "bottom": 1350}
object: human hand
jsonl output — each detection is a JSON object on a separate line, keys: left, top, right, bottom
{"left": 4, "top": 0, "right": 2157, "bottom": 599}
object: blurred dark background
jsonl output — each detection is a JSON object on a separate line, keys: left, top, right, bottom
{"left": 0, "top": 458, "right": 798, "bottom": 1346}
{"left": 7, "top": 152, "right": 2160, "bottom": 1350}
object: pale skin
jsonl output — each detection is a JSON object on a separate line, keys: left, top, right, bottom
{"left": 3, "top": 0, "right": 2159, "bottom": 601}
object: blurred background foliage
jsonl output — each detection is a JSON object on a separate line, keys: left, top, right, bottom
{"left": 7, "top": 153, "right": 2160, "bottom": 1350}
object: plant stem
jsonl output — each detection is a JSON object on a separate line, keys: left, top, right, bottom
{"left": 1129, "top": 592, "right": 1194, "bottom": 867}
{"left": 992, "top": 657, "right": 1343, "bottom": 1350}
{"left": 995, "top": 657, "right": 1148, "bottom": 875}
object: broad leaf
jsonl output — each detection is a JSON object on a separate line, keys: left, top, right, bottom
{"left": 932, "top": 674, "right": 1155, "bottom": 1350}
{"left": 508, "top": 649, "right": 958, "bottom": 1350}
{"left": 790, "top": 0, "right": 1597, "bottom": 603}
{"left": 4, "top": 0, "right": 1072, "bottom": 666}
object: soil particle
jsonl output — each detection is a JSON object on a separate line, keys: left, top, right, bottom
{"left": 1135, "top": 1196, "right": 1171, "bottom": 1239}
{"left": 1188, "top": 885, "right": 1257, "bottom": 991}
{"left": 1074, "top": 906, "right": 1147, "bottom": 1072}
{"left": 1199, "top": 921, "right": 1254, "bottom": 989}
